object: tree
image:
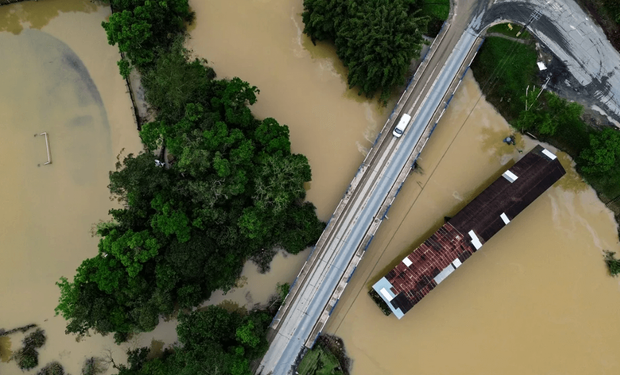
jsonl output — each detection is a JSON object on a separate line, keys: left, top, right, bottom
{"left": 12, "top": 329, "right": 47, "bottom": 371}
{"left": 37, "top": 361, "right": 66, "bottom": 375}
{"left": 302, "top": 0, "right": 428, "bottom": 103}
{"left": 57, "top": 71, "right": 323, "bottom": 338}
{"left": 141, "top": 39, "right": 216, "bottom": 125}
{"left": 604, "top": 250, "right": 620, "bottom": 276}
{"left": 579, "top": 128, "right": 620, "bottom": 175}
{"left": 102, "top": 9, "right": 154, "bottom": 77}
{"left": 102, "top": 0, "right": 193, "bottom": 76}
{"left": 302, "top": 0, "right": 348, "bottom": 43}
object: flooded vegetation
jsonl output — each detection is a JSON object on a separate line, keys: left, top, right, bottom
{"left": 1, "top": 0, "right": 620, "bottom": 374}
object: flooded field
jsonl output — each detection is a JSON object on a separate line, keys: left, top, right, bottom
{"left": 0, "top": 0, "right": 394, "bottom": 373}
{"left": 0, "top": 0, "right": 155, "bottom": 373}
{"left": 2, "top": 0, "right": 620, "bottom": 374}
{"left": 326, "top": 71, "right": 620, "bottom": 375}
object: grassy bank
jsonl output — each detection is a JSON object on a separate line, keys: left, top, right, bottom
{"left": 487, "top": 23, "right": 530, "bottom": 39}
{"left": 297, "top": 335, "right": 350, "bottom": 375}
{"left": 472, "top": 31, "right": 620, "bottom": 221}
{"left": 470, "top": 36, "right": 538, "bottom": 122}
{"left": 298, "top": 344, "right": 343, "bottom": 375}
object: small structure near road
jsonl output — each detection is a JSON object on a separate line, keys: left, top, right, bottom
{"left": 372, "top": 146, "right": 566, "bottom": 319}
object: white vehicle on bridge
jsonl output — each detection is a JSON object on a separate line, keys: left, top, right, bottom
{"left": 392, "top": 113, "right": 411, "bottom": 138}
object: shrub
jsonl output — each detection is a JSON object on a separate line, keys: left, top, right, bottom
{"left": 24, "top": 328, "right": 46, "bottom": 349}
{"left": 604, "top": 251, "right": 620, "bottom": 276}
{"left": 13, "top": 346, "right": 38, "bottom": 371}
{"left": 82, "top": 357, "right": 105, "bottom": 375}
{"left": 37, "top": 361, "right": 65, "bottom": 375}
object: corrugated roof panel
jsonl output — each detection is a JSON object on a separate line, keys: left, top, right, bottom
{"left": 542, "top": 148, "right": 557, "bottom": 160}
{"left": 468, "top": 230, "right": 483, "bottom": 250}
{"left": 500, "top": 212, "right": 510, "bottom": 224}
{"left": 502, "top": 170, "right": 518, "bottom": 183}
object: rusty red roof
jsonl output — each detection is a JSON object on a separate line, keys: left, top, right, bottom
{"left": 373, "top": 146, "right": 566, "bottom": 318}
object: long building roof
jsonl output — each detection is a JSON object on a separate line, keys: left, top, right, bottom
{"left": 373, "top": 145, "right": 566, "bottom": 318}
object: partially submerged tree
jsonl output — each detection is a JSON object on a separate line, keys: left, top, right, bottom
{"left": 604, "top": 250, "right": 620, "bottom": 276}
{"left": 12, "top": 329, "right": 47, "bottom": 371}
{"left": 102, "top": 0, "right": 193, "bottom": 77}
{"left": 56, "top": 54, "right": 324, "bottom": 338}
{"left": 37, "top": 361, "right": 66, "bottom": 375}
{"left": 302, "top": 0, "right": 428, "bottom": 103}
{"left": 580, "top": 128, "right": 620, "bottom": 175}
{"left": 110, "top": 306, "right": 270, "bottom": 375}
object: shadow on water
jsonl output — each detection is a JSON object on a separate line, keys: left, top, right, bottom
{"left": 147, "top": 339, "right": 165, "bottom": 360}
{"left": 0, "top": 0, "right": 98, "bottom": 34}
{"left": 0, "top": 336, "right": 12, "bottom": 363}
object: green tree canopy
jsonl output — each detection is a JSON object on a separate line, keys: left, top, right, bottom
{"left": 102, "top": 0, "right": 193, "bottom": 77}
{"left": 56, "top": 52, "right": 324, "bottom": 338}
{"left": 302, "top": 0, "right": 427, "bottom": 103}
{"left": 112, "top": 307, "right": 270, "bottom": 375}
{"left": 579, "top": 128, "right": 620, "bottom": 175}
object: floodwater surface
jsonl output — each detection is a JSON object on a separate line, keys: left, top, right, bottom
{"left": 0, "top": 1, "right": 147, "bottom": 374}
{"left": 187, "top": 0, "right": 399, "bottom": 220}
{"left": 1, "top": 0, "right": 396, "bottom": 373}
{"left": 326, "top": 71, "right": 620, "bottom": 375}
{"left": 3, "top": 0, "right": 620, "bottom": 374}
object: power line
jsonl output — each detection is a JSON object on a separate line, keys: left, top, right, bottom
{"left": 331, "top": 20, "right": 537, "bottom": 335}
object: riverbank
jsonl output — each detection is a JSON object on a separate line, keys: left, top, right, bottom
{"left": 297, "top": 334, "right": 351, "bottom": 375}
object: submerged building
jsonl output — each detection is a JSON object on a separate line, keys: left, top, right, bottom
{"left": 373, "top": 145, "right": 566, "bottom": 319}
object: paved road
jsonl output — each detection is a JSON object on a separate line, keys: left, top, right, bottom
{"left": 482, "top": 0, "right": 620, "bottom": 125}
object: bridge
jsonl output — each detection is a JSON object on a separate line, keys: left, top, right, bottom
{"left": 256, "top": 1, "right": 491, "bottom": 374}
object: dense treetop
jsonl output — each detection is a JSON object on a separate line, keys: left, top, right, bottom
{"left": 102, "top": 0, "right": 194, "bottom": 77}
{"left": 302, "top": 0, "right": 428, "bottom": 103}
{"left": 57, "top": 7, "right": 324, "bottom": 340}
{"left": 111, "top": 307, "right": 269, "bottom": 375}
{"left": 580, "top": 128, "right": 620, "bottom": 175}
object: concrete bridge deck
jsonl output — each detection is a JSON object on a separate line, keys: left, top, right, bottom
{"left": 256, "top": 2, "right": 486, "bottom": 374}
{"left": 256, "top": 0, "right": 620, "bottom": 372}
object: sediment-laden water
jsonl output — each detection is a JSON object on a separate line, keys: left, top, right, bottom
{"left": 2, "top": 1, "right": 619, "bottom": 374}
{"left": 326, "top": 71, "right": 620, "bottom": 375}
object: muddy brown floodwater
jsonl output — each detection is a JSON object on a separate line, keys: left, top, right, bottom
{"left": 187, "top": 0, "right": 400, "bottom": 310}
{"left": 1, "top": 0, "right": 397, "bottom": 373}
{"left": 0, "top": 1, "right": 164, "bottom": 374}
{"left": 326, "top": 71, "right": 620, "bottom": 375}
{"left": 3, "top": 0, "right": 620, "bottom": 374}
